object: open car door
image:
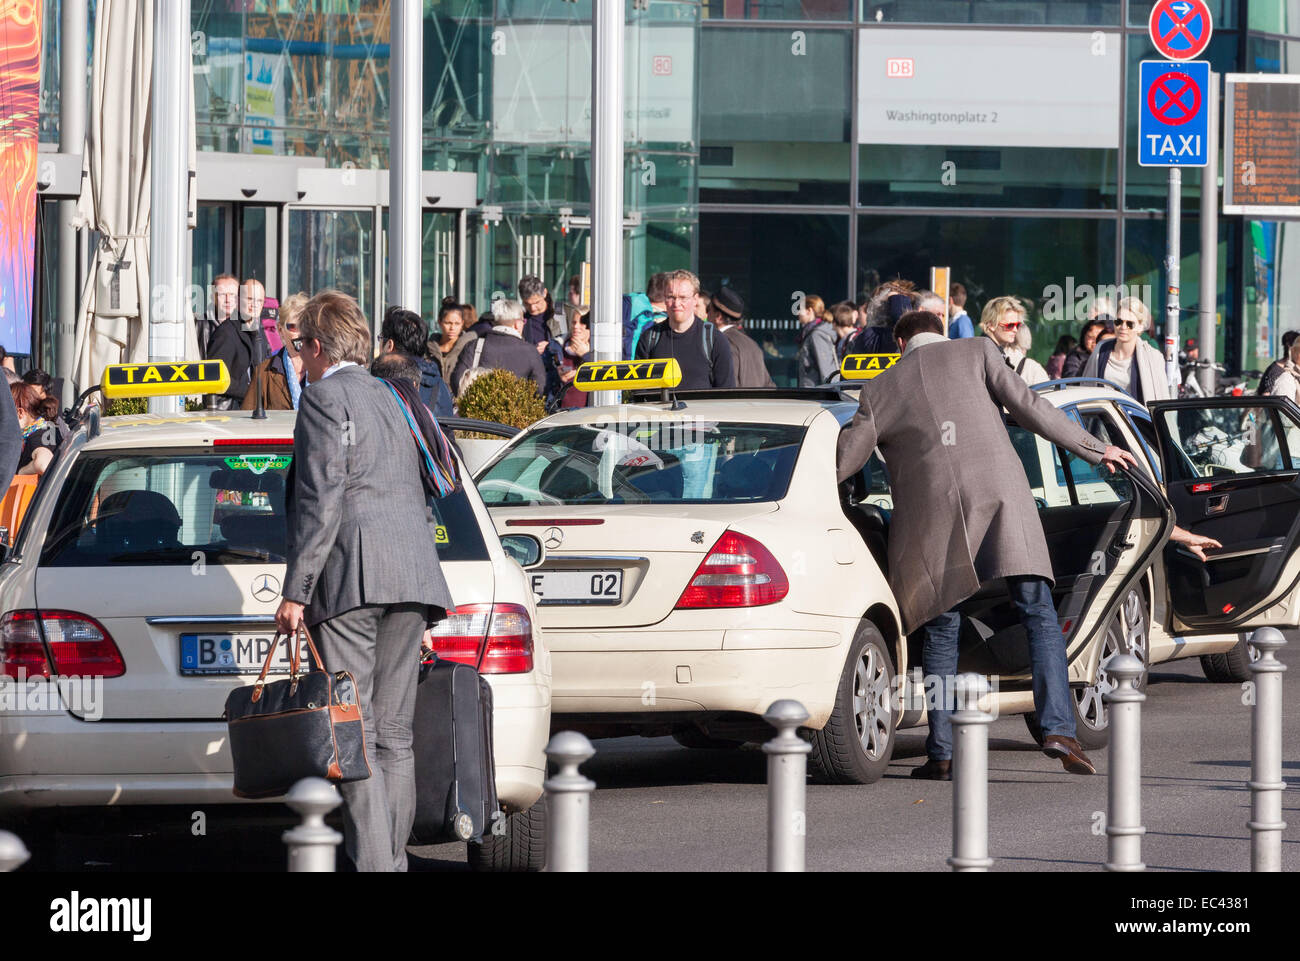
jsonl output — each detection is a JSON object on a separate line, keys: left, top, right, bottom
{"left": 1150, "top": 396, "right": 1300, "bottom": 634}
{"left": 953, "top": 423, "right": 1174, "bottom": 683}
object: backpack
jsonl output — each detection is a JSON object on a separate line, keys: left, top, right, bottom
{"left": 638, "top": 320, "right": 715, "bottom": 368}
{"left": 623, "top": 293, "right": 659, "bottom": 360}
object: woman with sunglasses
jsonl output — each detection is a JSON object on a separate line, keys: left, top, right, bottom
{"left": 1081, "top": 296, "right": 1171, "bottom": 402}
{"left": 981, "top": 296, "right": 1048, "bottom": 386}
{"left": 242, "top": 292, "right": 309, "bottom": 411}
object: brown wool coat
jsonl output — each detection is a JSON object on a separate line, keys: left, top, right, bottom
{"left": 722, "top": 326, "right": 775, "bottom": 388}
{"left": 835, "top": 335, "right": 1109, "bottom": 633}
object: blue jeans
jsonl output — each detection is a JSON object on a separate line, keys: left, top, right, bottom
{"left": 921, "top": 575, "right": 1075, "bottom": 761}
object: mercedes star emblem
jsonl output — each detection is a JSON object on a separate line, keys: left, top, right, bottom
{"left": 252, "top": 574, "right": 281, "bottom": 603}
{"left": 543, "top": 527, "right": 564, "bottom": 550}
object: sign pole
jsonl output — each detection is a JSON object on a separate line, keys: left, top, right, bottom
{"left": 1165, "top": 168, "right": 1182, "bottom": 396}
{"left": 591, "top": 3, "right": 624, "bottom": 409}
{"left": 1198, "top": 71, "right": 1219, "bottom": 394}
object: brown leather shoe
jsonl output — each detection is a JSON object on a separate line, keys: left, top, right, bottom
{"left": 910, "top": 758, "right": 952, "bottom": 781}
{"left": 1042, "top": 735, "right": 1096, "bottom": 775}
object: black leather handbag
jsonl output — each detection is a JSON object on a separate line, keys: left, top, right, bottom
{"left": 224, "top": 625, "right": 371, "bottom": 799}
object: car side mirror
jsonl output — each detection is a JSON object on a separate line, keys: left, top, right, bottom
{"left": 500, "top": 533, "right": 545, "bottom": 569}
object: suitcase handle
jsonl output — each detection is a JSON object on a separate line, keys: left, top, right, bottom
{"left": 251, "top": 624, "right": 326, "bottom": 702}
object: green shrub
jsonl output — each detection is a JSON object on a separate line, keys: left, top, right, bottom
{"left": 455, "top": 368, "right": 546, "bottom": 432}
{"left": 103, "top": 397, "right": 148, "bottom": 416}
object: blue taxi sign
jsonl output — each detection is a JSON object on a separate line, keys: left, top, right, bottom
{"left": 1138, "top": 60, "right": 1210, "bottom": 167}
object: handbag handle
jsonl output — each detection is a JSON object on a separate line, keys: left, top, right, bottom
{"left": 251, "top": 623, "right": 327, "bottom": 702}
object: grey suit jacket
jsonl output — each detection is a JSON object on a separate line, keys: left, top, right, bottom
{"left": 285, "top": 365, "right": 454, "bottom": 626}
{"left": 836, "top": 335, "right": 1108, "bottom": 633}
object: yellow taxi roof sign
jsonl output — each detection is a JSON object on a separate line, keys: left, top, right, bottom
{"left": 574, "top": 359, "right": 682, "bottom": 392}
{"left": 839, "top": 353, "right": 899, "bottom": 381}
{"left": 101, "top": 361, "right": 231, "bottom": 400}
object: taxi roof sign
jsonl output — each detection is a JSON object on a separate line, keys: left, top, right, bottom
{"left": 574, "top": 359, "right": 682, "bottom": 392}
{"left": 839, "top": 353, "right": 899, "bottom": 381}
{"left": 101, "top": 361, "right": 231, "bottom": 400}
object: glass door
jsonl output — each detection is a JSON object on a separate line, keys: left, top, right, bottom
{"left": 287, "top": 208, "right": 376, "bottom": 321}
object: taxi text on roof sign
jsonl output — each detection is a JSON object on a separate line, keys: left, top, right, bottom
{"left": 101, "top": 361, "right": 231, "bottom": 400}
{"left": 574, "top": 359, "right": 683, "bottom": 392}
{"left": 839, "top": 353, "right": 899, "bottom": 381}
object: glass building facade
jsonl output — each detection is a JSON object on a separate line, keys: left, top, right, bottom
{"left": 31, "top": 0, "right": 1300, "bottom": 384}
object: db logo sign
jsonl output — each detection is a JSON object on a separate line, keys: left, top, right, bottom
{"left": 652, "top": 55, "right": 672, "bottom": 76}
{"left": 887, "top": 58, "right": 914, "bottom": 78}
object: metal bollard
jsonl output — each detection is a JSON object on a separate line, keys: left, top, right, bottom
{"left": 1104, "top": 654, "right": 1145, "bottom": 872}
{"left": 1247, "top": 628, "right": 1287, "bottom": 872}
{"left": 544, "top": 731, "right": 596, "bottom": 872}
{"left": 282, "top": 777, "right": 344, "bottom": 872}
{"left": 947, "top": 673, "right": 993, "bottom": 872}
{"left": 763, "top": 700, "right": 811, "bottom": 872}
{"left": 0, "top": 831, "right": 30, "bottom": 872}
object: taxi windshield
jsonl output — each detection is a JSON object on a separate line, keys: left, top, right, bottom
{"left": 39, "top": 447, "right": 486, "bottom": 566}
{"left": 477, "top": 421, "right": 805, "bottom": 505}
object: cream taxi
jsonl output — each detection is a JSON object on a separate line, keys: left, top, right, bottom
{"left": 471, "top": 359, "right": 1296, "bottom": 779}
{"left": 0, "top": 362, "right": 551, "bottom": 871}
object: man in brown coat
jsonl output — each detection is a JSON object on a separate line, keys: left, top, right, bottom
{"left": 709, "top": 287, "right": 774, "bottom": 389}
{"left": 836, "top": 311, "right": 1135, "bottom": 780}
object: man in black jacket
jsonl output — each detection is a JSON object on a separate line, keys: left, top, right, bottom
{"left": 380, "top": 306, "right": 454, "bottom": 417}
{"left": 450, "top": 298, "right": 547, "bottom": 395}
{"left": 205, "top": 280, "right": 271, "bottom": 409}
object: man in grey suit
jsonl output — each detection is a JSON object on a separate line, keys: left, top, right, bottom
{"left": 275, "top": 289, "right": 453, "bottom": 872}
{"left": 836, "top": 310, "right": 1135, "bottom": 781}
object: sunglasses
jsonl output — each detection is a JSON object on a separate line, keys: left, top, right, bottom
{"left": 999, "top": 321, "right": 1023, "bottom": 331}
{"left": 1115, "top": 319, "right": 1140, "bottom": 329}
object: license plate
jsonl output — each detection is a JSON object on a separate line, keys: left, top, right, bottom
{"left": 529, "top": 569, "right": 623, "bottom": 605}
{"left": 180, "top": 633, "right": 307, "bottom": 675}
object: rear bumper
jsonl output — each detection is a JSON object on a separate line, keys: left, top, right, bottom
{"left": 549, "top": 639, "right": 849, "bottom": 729}
{"left": 0, "top": 676, "right": 550, "bottom": 814}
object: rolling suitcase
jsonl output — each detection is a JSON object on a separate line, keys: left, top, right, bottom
{"left": 411, "top": 654, "right": 500, "bottom": 844}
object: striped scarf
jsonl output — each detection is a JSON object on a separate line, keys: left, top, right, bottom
{"left": 379, "top": 378, "right": 459, "bottom": 499}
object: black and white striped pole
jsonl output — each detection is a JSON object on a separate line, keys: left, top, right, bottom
{"left": 764, "top": 699, "right": 811, "bottom": 872}
{"left": 1104, "top": 654, "right": 1146, "bottom": 872}
{"left": 948, "top": 673, "right": 994, "bottom": 872}
{"left": 545, "top": 731, "right": 596, "bottom": 872}
{"left": 1247, "top": 628, "right": 1287, "bottom": 872}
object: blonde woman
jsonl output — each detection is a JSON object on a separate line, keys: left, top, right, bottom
{"left": 796, "top": 294, "right": 837, "bottom": 386}
{"left": 242, "top": 292, "right": 308, "bottom": 411}
{"left": 1081, "top": 296, "right": 1171, "bottom": 402}
{"left": 981, "top": 296, "right": 1048, "bottom": 386}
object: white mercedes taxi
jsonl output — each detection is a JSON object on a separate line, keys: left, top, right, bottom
{"left": 472, "top": 359, "right": 1298, "bottom": 780}
{"left": 0, "top": 362, "right": 551, "bottom": 871}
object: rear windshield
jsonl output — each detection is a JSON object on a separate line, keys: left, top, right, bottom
{"left": 40, "top": 447, "right": 487, "bottom": 566}
{"left": 477, "top": 421, "right": 805, "bottom": 505}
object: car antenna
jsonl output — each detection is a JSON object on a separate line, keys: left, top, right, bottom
{"left": 250, "top": 315, "right": 267, "bottom": 420}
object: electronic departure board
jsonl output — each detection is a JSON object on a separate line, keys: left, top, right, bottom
{"left": 1224, "top": 74, "right": 1300, "bottom": 217}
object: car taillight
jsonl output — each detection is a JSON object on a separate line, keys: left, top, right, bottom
{"left": 426, "top": 605, "right": 491, "bottom": 666}
{"left": 0, "top": 611, "right": 51, "bottom": 679}
{"left": 0, "top": 610, "right": 124, "bottom": 678}
{"left": 479, "top": 604, "right": 534, "bottom": 675}
{"left": 675, "top": 530, "right": 789, "bottom": 609}
{"left": 425, "top": 603, "right": 534, "bottom": 675}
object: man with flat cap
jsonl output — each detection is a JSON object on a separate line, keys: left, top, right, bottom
{"left": 709, "top": 287, "right": 774, "bottom": 389}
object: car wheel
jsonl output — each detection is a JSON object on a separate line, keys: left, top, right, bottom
{"left": 808, "top": 623, "right": 895, "bottom": 785}
{"left": 1200, "top": 634, "right": 1258, "bottom": 683}
{"left": 670, "top": 726, "right": 746, "bottom": 750}
{"left": 466, "top": 803, "right": 546, "bottom": 873}
{"left": 1026, "top": 588, "right": 1149, "bottom": 751}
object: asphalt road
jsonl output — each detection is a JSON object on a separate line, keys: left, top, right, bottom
{"left": 10, "top": 651, "right": 1297, "bottom": 873}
